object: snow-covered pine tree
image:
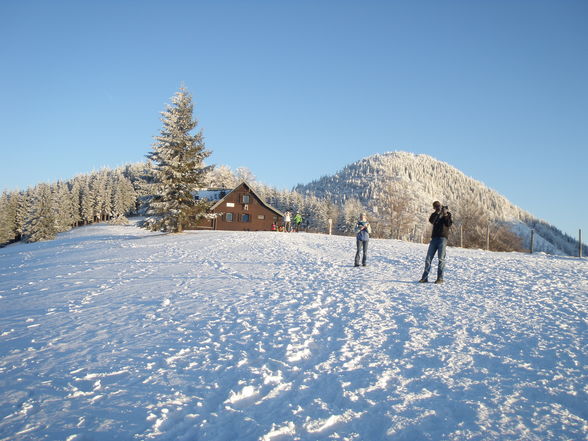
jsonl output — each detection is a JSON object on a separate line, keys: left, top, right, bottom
{"left": 0, "top": 191, "right": 18, "bottom": 245}
{"left": 68, "top": 179, "right": 83, "bottom": 227}
{"left": 145, "top": 87, "right": 212, "bottom": 233}
{"left": 339, "top": 198, "right": 366, "bottom": 235}
{"left": 79, "top": 177, "right": 95, "bottom": 225}
{"left": 379, "top": 181, "right": 419, "bottom": 240}
{"left": 122, "top": 161, "right": 152, "bottom": 213}
{"left": 15, "top": 190, "right": 30, "bottom": 240}
{"left": 91, "top": 171, "right": 111, "bottom": 222}
{"left": 53, "top": 181, "right": 77, "bottom": 232}
{"left": 111, "top": 171, "right": 136, "bottom": 220}
{"left": 206, "top": 164, "right": 238, "bottom": 188}
{"left": 23, "top": 184, "right": 58, "bottom": 243}
{"left": 235, "top": 167, "right": 256, "bottom": 184}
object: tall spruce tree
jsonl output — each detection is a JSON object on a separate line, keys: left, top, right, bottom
{"left": 23, "top": 184, "right": 58, "bottom": 243}
{"left": 145, "top": 87, "right": 212, "bottom": 232}
{"left": 0, "top": 191, "right": 17, "bottom": 245}
{"left": 111, "top": 171, "right": 136, "bottom": 219}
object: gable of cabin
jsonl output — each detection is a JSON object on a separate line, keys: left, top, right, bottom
{"left": 191, "top": 182, "right": 283, "bottom": 231}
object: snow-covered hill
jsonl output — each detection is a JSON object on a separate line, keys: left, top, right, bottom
{"left": 294, "top": 151, "right": 584, "bottom": 256}
{"left": 1, "top": 222, "right": 586, "bottom": 440}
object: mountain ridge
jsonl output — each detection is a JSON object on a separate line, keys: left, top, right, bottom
{"left": 294, "top": 151, "right": 584, "bottom": 256}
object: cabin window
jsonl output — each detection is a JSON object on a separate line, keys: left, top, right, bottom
{"left": 226, "top": 213, "right": 233, "bottom": 222}
{"left": 258, "top": 215, "right": 265, "bottom": 220}
{"left": 242, "top": 195, "right": 250, "bottom": 204}
{"left": 241, "top": 214, "right": 250, "bottom": 222}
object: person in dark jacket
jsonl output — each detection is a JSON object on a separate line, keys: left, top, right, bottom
{"left": 419, "top": 201, "right": 453, "bottom": 283}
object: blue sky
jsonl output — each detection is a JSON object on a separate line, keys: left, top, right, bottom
{"left": 1, "top": 0, "right": 586, "bottom": 239}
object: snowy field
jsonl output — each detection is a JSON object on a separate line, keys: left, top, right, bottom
{"left": 0, "top": 222, "right": 586, "bottom": 441}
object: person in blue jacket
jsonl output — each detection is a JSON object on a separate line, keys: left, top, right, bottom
{"left": 354, "top": 213, "right": 372, "bottom": 267}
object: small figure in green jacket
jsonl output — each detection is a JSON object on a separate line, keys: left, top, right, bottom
{"left": 293, "top": 212, "right": 303, "bottom": 232}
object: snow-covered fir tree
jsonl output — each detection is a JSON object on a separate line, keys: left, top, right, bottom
{"left": 339, "top": 198, "right": 366, "bottom": 234}
{"left": 235, "top": 167, "right": 256, "bottom": 184}
{"left": 206, "top": 165, "right": 238, "bottom": 188}
{"left": 144, "top": 87, "right": 212, "bottom": 233}
{"left": 79, "top": 176, "right": 95, "bottom": 225}
{"left": 15, "top": 190, "right": 30, "bottom": 241}
{"left": 0, "top": 191, "right": 18, "bottom": 245}
{"left": 91, "top": 171, "right": 112, "bottom": 222}
{"left": 111, "top": 170, "right": 137, "bottom": 221}
{"left": 68, "top": 179, "right": 83, "bottom": 227}
{"left": 53, "top": 181, "right": 77, "bottom": 232}
{"left": 23, "top": 184, "right": 58, "bottom": 243}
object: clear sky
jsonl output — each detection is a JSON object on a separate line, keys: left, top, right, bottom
{"left": 1, "top": 0, "right": 586, "bottom": 239}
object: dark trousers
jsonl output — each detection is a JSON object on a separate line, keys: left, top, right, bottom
{"left": 355, "top": 239, "right": 368, "bottom": 266}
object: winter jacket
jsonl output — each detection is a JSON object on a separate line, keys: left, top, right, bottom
{"left": 429, "top": 211, "right": 452, "bottom": 238}
{"left": 355, "top": 221, "right": 372, "bottom": 241}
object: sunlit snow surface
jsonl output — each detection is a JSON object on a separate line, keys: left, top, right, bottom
{"left": 0, "top": 222, "right": 586, "bottom": 440}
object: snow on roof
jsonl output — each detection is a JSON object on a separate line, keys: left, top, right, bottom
{"left": 194, "top": 188, "right": 232, "bottom": 202}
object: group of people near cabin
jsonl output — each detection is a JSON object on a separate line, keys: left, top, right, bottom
{"left": 354, "top": 201, "right": 453, "bottom": 284}
{"left": 275, "top": 210, "right": 303, "bottom": 232}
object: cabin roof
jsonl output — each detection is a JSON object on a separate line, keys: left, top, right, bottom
{"left": 209, "top": 181, "right": 284, "bottom": 217}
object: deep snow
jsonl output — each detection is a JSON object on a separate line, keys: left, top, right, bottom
{"left": 0, "top": 222, "right": 586, "bottom": 441}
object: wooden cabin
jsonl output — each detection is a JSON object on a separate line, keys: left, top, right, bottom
{"left": 192, "top": 182, "right": 284, "bottom": 231}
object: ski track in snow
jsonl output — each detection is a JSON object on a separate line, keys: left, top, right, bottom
{"left": 0, "top": 222, "right": 586, "bottom": 441}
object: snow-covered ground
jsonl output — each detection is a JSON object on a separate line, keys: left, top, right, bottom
{"left": 0, "top": 221, "right": 586, "bottom": 441}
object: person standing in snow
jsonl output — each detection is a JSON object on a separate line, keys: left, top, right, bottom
{"left": 284, "top": 211, "right": 292, "bottom": 232}
{"left": 354, "top": 213, "right": 372, "bottom": 267}
{"left": 293, "top": 212, "right": 303, "bottom": 232}
{"left": 420, "top": 201, "right": 453, "bottom": 283}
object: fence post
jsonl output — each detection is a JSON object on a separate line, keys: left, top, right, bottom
{"left": 460, "top": 224, "right": 463, "bottom": 248}
{"left": 328, "top": 218, "right": 332, "bottom": 235}
{"left": 580, "top": 229, "right": 583, "bottom": 258}
{"left": 530, "top": 229, "right": 534, "bottom": 254}
{"left": 486, "top": 224, "right": 490, "bottom": 251}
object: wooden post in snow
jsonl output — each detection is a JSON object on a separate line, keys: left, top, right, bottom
{"left": 580, "top": 229, "right": 583, "bottom": 258}
{"left": 530, "top": 229, "right": 535, "bottom": 254}
{"left": 328, "top": 218, "right": 332, "bottom": 235}
{"left": 486, "top": 224, "right": 490, "bottom": 251}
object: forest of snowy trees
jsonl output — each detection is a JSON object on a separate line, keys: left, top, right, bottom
{"left": 0, "top": 161, "right": 327, "bottom": 246}
{"left": 0, "top": 157, "right": 586, "bottom": 256}
{"left": 2, "top": 84, "right": 583, "bottom": 255}
{"left": 0, "top": 164, "right": 146, "bottom": 246}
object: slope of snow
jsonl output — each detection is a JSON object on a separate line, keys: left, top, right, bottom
{"left": 0, "top": 222, "right": 586, "bottom": 441}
